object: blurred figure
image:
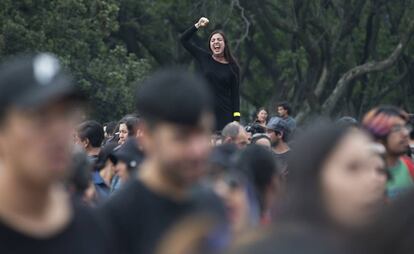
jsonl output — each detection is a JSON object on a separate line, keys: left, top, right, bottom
{"left": 229, "top": 124, "right": 387, "bottom": 254}
{"left": 254, "top": 107, "right": 268, "bottom": 128}
{"left": 245, "top": 123, "right": 266, "bottom": 136}
{"left": 0, "top": 53, "right": 111, "bottom": 253}
{"left": 235, "top": 145, "right": 282, "bottom": 225}
{"left": 362, "top": 190, "right": 414, "bottom": 254}
{"left": 101, "top": 69, "right": 219, "bottom": 254}
{"left": 118, "top": 119, "right": 128, "bottom": 145}
{"left": 75, "top": 120, "right": 104, "bottom": 162}
{"left": 211, "top": 133, "right": 223, "bottom": 146}
{"left": 206, "top": 144, "right": 259, "bottom": 235}
{"left": 409, "top": 128, "right": 414, "bottom": 160}
{"left": 156, "top": 214, "right": 228, "bottom": 254}
{"left": 117, "top": 115, "right": 140, "bottom": 145}
{"left": 277, "top": 101, "right": 296, "bottom": 132}
{"left": 266, "top": 118, "right": 290, "bottom": 173}
{"left": 109, "top": 137, "right": 144, "bottom": 185}
{"left": 75, "top": 120, "right": 109, "bottom": 202}
{"left": 228, "top": 227, "right": 347, "bottom": 254}
{"left": 336, "top": 116, "right": 359, "bottom": 129}
{"left": 222, "top": 122, "right": 250, "bottom": 149}
{"left": 244, "top": 107, "right": 268, "bottom": 137}
{"left": 363, "top": 106, "right": 414, "bottom": 199}
{"left": 67, "top": 148, "right": 96, "bottom": 206}
{"left": 93, "top": 142, "right": 118, "bottom": 200}
{"left": 245, "top": 108, "right": 267, "bottom": 136}
{"left": 207, "top": 144, "right": 238, "bottom": 178}
{"left": 251, "top": 133, "right": 272, "bottom": 149}
{"left": 103, "top": 121, "right": 116, "bottom": 144}
{"left": 284, "top": 124, "right": 386, "bottom": 230}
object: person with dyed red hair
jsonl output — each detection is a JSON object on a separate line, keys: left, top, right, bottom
{"left": 362, "top": 105, "right": 414, "bottom": 199}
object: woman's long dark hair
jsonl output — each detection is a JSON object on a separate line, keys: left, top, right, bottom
{"left": 208, "top": 30, "right": 240, "bottom": 71}
{"left": 280, "top": 123, "right": 351, "bottom": 226}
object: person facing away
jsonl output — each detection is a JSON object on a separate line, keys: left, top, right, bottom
{"left": 277, "top": 101, "right": 296, "bottom": 132}
{"left": 251, "top": 133, "right": 272, "bottom": 149}
{"left": 100, "top": 69, "right": 224, "bottom": 254}
{"left": 180, "top": 17, "right": 241, "bottom": 131}
{"left": 362, "top": 105, "right": 414, "bottom": 199}
{"left": 75, "top": 120, "right": 109, "bottom": 203}
{"left": 0, "top": 53, "right": 112, "bottom": 253}
{"left": 361, "top": 189, "right": 414, "bottom": 254}
{"left": 222, "top": 122, "right": 250, "bottom": 149}
{"left": 235, "top": 145, "right": 282, "bottom": 225}
{"left": 75, "top": 120, "right": 104, "bottom": 162}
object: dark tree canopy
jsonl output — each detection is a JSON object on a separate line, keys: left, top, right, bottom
{"left": 1, "top": 0, "right": 414, "bottom": 123}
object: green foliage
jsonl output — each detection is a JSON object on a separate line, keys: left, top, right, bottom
{"left": 0, "top": 0, "right": 149, "bottom": 122}
{"left": 1, "top": 0, "right": 414, "bottom": 122}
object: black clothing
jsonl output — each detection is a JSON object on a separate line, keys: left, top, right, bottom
{"left": 231, "top": 223, "right": 349, "bottom": 254}
{"left": 180, "top": 25, "right": 240, "bottom": 131}
{"left": 0, "top": 203, "right": 111, "bottom": 254}
{"left": 100, "top": 179, "right": 225, "bottom": 254}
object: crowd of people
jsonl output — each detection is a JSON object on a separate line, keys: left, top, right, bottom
{"left": 1, "top": 33, "right": 414, "bottom": 254}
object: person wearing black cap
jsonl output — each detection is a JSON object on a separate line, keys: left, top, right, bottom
{"left": 109, "top": 137, "right": 144, "bottom": 185}
{"left": 266, "top": 117, "right": 291, "bottom": 174}
{"left": 0, "top": 53, "right": 111, "bottom": 253}
{"left": 101, "top": 69, "right": 223, "bottom": 254}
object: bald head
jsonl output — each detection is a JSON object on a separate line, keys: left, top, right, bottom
{"left": 222, "top": 122, "right": 250, "bottom": 149}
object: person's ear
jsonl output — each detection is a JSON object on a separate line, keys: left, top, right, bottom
{"left": 83, "top": 138, "right": 90, "bottom": 149}
{"left": 224, "top": 137, "right": 233, "bottom": 144}
{"left": 379, "top": 138, "right": 389, "bottom": 150}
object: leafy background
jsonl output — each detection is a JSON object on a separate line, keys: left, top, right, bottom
{"left": 1, "top": 0, "right": 414, "bottom": 123}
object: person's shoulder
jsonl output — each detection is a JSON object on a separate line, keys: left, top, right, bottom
{"left": 71, "top": 202, "right": 116, "bottom": 253}
{"left": 100, "top": 180, "right": 144, "bottom": 213}
{"left": 287, "top": 116, "right": 296, "bottom": 123}
{"left": 191, "top": 185, "right": 227, "bottom": 221}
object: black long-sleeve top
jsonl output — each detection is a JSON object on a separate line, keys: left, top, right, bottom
{"left": 180, "top": 25, "right": 240, "bottom": 131}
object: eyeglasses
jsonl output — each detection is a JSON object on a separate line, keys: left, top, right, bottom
{"left": 390, "top": 124, "right": 413, "bottom": 133}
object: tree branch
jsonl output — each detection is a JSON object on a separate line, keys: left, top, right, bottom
{"left": 321, "top": 19, "right": 414, "bottom": 115}
{"left": 232, "top": 0, "right": 251, "bottom": 52}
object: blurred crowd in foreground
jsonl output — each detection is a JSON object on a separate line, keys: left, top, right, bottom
{"left": 0, "top": 53, "right": 413, "bottom": 254}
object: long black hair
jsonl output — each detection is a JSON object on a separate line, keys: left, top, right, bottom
{"left": 280, "top": 123, "right": 351, "bottom": 226}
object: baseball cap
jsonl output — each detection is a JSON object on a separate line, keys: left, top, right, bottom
{"left": 266, "top": 117, "right": 289, "bottom": 133}
{"left": 0, "top": 53, "right": 82, "bottom": 112}
{"left": 109, "top": 138, "right": 144, "bottom": 170}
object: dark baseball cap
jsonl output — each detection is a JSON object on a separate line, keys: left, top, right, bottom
{"left": 109, "top": 138, "right": 144, "bottom": 170}
{"left": 0, "top": 53, "right": 83, "bottom": 112}
{"left": 266, "top": 117, "right": 289, "bottom": 133}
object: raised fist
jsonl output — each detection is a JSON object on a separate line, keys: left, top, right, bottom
{"left": 196, "top": 17, "right": 209, "bottom": 28}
